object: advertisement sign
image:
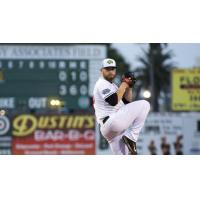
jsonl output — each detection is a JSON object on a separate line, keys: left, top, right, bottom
{"left": 172, "top": 69, "right": 200, "bottom": 111}
{"left": 183, "top": 113, "right": 200, "bottom": 154}
{"left": 138, "top": 113, "right": 184, "bottom": 155}
{"left": 12, "top": 114, "right": 96, "bottom": 155}
{"left": 0, "top": 116, "right": 12, "bottom": 154}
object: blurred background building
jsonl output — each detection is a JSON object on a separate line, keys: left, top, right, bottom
{"left": 0, "top": 43, "right": 199, "bottom": 155}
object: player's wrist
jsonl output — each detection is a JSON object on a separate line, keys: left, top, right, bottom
{"left": 121, "top": 82, "right": 129, "bottom": 89}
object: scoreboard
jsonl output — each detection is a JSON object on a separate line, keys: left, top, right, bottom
{"left": 0, "top": 45, "right": 107, "bottom": 112}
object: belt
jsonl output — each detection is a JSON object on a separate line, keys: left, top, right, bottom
{"left": 102, "top": 116, "right": 109, "bottom": 124}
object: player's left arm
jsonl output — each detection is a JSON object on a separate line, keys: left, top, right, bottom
{"left": 123, "top": 88, "right": 133, "bottom": 103}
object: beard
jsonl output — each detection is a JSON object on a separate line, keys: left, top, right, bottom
{"left": 104, "top": 75, "right": 115, "bottom": 82}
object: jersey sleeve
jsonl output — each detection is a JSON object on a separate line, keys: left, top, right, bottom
{"left": 98, "top": 81, "right": 116, "bottom": 100}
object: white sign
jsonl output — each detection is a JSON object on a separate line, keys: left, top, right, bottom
{"left": 0, "top": 98, "right": 15, "bottom": 109}
{"left": 183, "top": 113, "right": 200, "bottom": 154}
{"left": 0, "top": 45, "right": 107, "bottom": 60}
{"left": 138, "top": 113, "right": 184, "bottom": 155}
{"left": 28, "top": 97, "right": 47, "bottom": 109}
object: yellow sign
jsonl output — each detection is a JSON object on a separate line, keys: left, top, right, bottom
{"left": 172, "top": 68, "right": 200, "bottom": 111}
{"left": 13, "top": 115, "right": 95, "bottom": 137}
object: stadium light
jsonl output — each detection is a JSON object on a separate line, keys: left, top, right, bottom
{"left": 143, "top": 90, "right": 151, "bottom": 98}
{"left": 50, "top": 99, "right": 61, "bottom": 107}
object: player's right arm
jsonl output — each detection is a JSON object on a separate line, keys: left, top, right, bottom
{"left": 97, "top": 80, "right": 129, "bottom": 106}
{"left": 104, "top": 82, "right": 129, "bottom": 106}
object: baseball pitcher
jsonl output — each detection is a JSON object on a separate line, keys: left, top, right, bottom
{"left": 93, "top": 58, "right": 150, "bottom": 155}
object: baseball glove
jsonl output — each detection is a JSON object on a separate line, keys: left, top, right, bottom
{"left": 121, "top": 72, "right": 136, "bottom": 87}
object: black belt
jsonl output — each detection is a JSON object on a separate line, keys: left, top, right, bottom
{"left": 102, "top": 116, "right": 109, "bottom": 124}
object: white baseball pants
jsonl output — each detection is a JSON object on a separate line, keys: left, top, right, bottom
{"left": 100, "top": 100, "right": 150, "bottom": 155}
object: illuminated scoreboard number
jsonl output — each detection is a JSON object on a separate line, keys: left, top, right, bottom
{"left": 58, "top": 60, "right": 89, "bottom": 109}
{"left": 58, "top": 60, "right": 89, "bottom": 97}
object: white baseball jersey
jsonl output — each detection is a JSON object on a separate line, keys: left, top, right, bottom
{"left": 93, "top": 76, "right": 124, "bottom": 124}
